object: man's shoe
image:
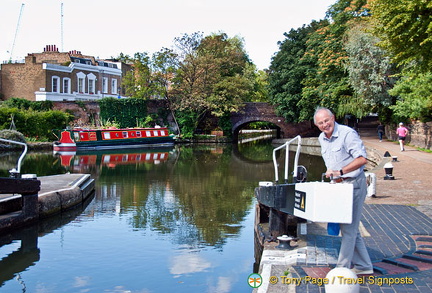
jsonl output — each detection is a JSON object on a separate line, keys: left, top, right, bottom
{"left": 351, "top": 268, "right": 374, "bottom": 275}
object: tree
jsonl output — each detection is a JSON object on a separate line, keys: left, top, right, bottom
{"left": 268, "top": 23, "right": 320, "bottom": 123}
{"left": 389, "top": 72, "right": 432, "bottom": 122}
{"left": 370, "top": 0, "right": 432, "bottom": 72}
{"left": 151, "top": 48, "right": 181, "bottom": 133}
{"left": 300, "top": 19, "right": 352, "bottom": 120}
{"left": 343, "top": 20, "right": 397, "bottom": 118}
{"left": 121, "top": 52, "right": 155, "bottom": 99}
{"left": 170, "top": 32, "right": 254, "bottom": 136}
{"left": 249, "top": 69, "right": 269, "bottom": 102}
{"left": 268, "top": 0, "right": 371, "bottom": 122}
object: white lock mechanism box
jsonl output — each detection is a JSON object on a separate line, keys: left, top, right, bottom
{"left": 293, "top": 182, "right": 353, "bottom": 224}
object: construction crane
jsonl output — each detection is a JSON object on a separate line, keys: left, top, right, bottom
{"left": 61, "top": 2, "right": 64, "bottom": 52}
{"left": 9, "top": 3, "right": 25, "bottom": 62}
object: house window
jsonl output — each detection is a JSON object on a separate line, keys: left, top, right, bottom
{"left": 88, "top": 79, "right": 94, "bottom": 94}
{"left": 111, "top": 79, "right": 118, "bottom": 94}
{"left": 52, "top": 76, "right": 60, "bottom": 93}
{"left": 63, "top": 78, "right": 71, "bottom": 94}
{"left": 102, "top": 77, "right": 109, "bottom": 93}
{"left": 87, "top": 73, "right": 96, "bottom": 94}
{"left": 77, "top": 72, "right": 86, "bottom": 93}
{"left": 78, "top": 78, "right": 84, "bottom": 93}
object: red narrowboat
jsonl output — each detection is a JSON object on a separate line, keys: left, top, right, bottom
{"left": 53, "top": 127, "right": 175, "bottom": 151}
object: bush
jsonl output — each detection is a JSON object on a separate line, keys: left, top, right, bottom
{"left": 3, "top": 97, "right": 53, "bottom": 111}
{"left": 21, "top": 110, "right": 73, "bottom": 140}
{"left": 0, "top": 106, "right": 73, "bottom": 141}
{"left": 0, "top": 129, "right": 26, "bottom": 144}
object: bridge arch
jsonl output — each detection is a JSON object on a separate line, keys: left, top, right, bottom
{"left": 230, "top": 103, "right": 315, "bottom": 141}
{"left": 231, "top": 117, "right": 284, "bottom": 142}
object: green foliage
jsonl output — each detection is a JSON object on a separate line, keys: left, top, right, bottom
{"left": 344, "top": 21, "right": 397, "bottom": 109}
{"left": 0, "top": 106, "right": 72, "bottom": 140}
{"left": 170, "top": 32, "right": 257, "bottom": 133}
{"left": 389, "top": 72, "right": 432, "bottom": 122}
{"left": 268, "top": 0, "right": 370, "bottom": 122}
{"left": 3, "top": 97, "right": 53, "bottom": 111}
{"left": 175, "top": 110, "right": 199, "bottom": 139}
{"left": 22, "top": 110, "right": 72, "bottom": 140}
{"left": 98, "top": 97, "right": 148, "bottom": 128}
{"left": 268, "top": 22, "right": 321, "bottom": 122}
{"left": 121, "top": 52, "right": 157, "bottom": 99}
{"left": 250, "top": 69, "right": 269, "bottom": 102}
{"left": 98, "top": 118, "right": 120, "bottom": 129}
{"left": 218, "top": 113, "right": 232, "bottom": 138}
{"left": 301, "top": 17, "right": 352, "bottom": 119}
{"left": 370, "top": 0, "right": 432, "bottom": 73}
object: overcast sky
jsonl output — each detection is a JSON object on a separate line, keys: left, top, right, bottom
{"left": 1, "top": 0, "right": 336, "bottom": 70}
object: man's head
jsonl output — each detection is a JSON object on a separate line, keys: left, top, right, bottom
{"left": 314, "top": 107, "right": 335, "bottom": 138}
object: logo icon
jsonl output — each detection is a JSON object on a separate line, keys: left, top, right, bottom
{"left": 248, "top": 273, "right": 262, "bottom": 288}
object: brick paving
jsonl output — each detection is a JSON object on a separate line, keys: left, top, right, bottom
{"left": 286, "top": 204, "right": 432, "bottom": 293}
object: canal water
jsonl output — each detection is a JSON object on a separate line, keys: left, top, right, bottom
{"left": 0, "top": 140, "right": 325, "bottom": 293}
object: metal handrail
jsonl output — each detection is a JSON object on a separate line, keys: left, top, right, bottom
{"left": 0, "top": 138, "right": 27, "bottom": 177}
{"left": 272, "top": 135, "right": 302, "bottom": 184}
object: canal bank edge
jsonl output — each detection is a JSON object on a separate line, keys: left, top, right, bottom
{"left": 0, "top": 173, "right": 95, "bottom": 234}
{"left": 38, "top": 174, "right": 95, "bottom": 218}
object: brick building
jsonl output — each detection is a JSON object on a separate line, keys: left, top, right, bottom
{"left": 0, "top": 45, "right": 131, "bottom": 101}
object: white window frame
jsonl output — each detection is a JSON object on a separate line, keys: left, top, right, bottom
{"left": 102, "top": 77, "right": 109, "bottom": 94}
{"left": 111, "top": 79, "right": 118, "bottom": 94}
{"left": 52, "top": 76, "right": 60, "bottom": 93}
{"left": 77, "top": 72, "right": 86, "bottom": 93}
{"left": 87, "top": 73, "right": 96, "bottom": 94}
{"left": 63, "top": 78, "right": 71, "bottom": 94}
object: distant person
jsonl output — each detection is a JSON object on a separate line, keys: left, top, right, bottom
{"left": 396, "top": 122, "right": 409, "bottom": 151}
{"left": 314, "top": 107, "right": 373, "bottom": 275}
{"left": 377, "top": 123, "right": 384, "bottom": 142}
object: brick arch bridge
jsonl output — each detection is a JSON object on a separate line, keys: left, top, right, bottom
{"left": 230, "top": 103, "right": 316, "bottom": 141}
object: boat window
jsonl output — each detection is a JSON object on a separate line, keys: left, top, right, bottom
{"left": 136, "top": 131, "right": 142, "bottom": 137}
{"left": 146, "top": 131, "right": 151, "bottom": 137}
{"left": 160, "top": 130, "right": 166, "bottom": 136}
{"left": 122, "top": 132, "right": 128, "bottom": 138}
{"left": 103, "top": 132, "right": 111, "bottom": 139}
{"left": 153, "top": 130, "right": 158, "bottom": 136}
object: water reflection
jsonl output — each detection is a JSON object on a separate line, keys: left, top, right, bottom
{"left": 0, "top": 193, "right": 94, "bottom": 289}
{"left": 0, "top": 142, "right": 326, "bottom": 292}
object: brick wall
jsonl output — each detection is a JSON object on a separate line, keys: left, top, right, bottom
{"left": 53, "top": 101, "right": 100, "bottom": 127}
{"left": 1, "top": 56, "right": 45, "bottom": 100}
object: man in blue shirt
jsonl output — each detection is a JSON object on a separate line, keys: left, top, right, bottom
{"left": 314, "top": 107, "right": 373, "bottom": 275}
